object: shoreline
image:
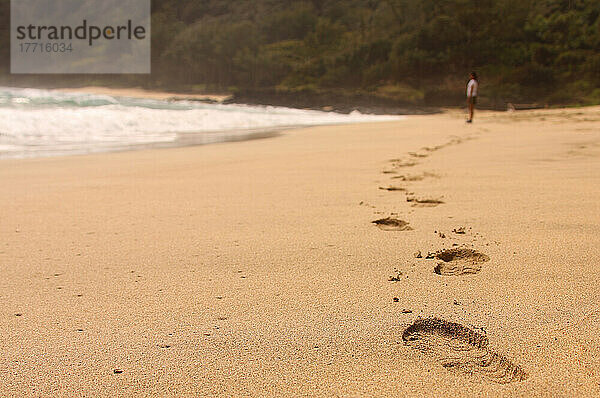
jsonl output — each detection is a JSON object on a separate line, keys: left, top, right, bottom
{"left": 1, "top": 86, "right": 405, "bottom": 160}
{"left": 0, "top": 127, "right": 284, "bottom": 161}
{"left": 53, "top": 86, "right": 232, "bottom": 104}
{"left": 7, "top": 84, "right": 442, "bottom": 114}
{"left": 2, "top": 107, "right": 600, "bottom": 395}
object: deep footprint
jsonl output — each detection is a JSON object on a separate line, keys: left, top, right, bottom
{"left": 407, "top": 197, "right": 445, "bottom": 207}
{"left": 402, "top": 318, "right": 527, "bottom": 384}
{"left": 372, "top": 218, "right": 413, "bottom": 231}
{"left": 379, "top": 186, "right": 407, "bottom": 192}
{"left": 433, "top": 248, "right": 489, "bottom": 275}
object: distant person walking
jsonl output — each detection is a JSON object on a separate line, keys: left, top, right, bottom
{"left": 466, "top": 72, "right": 479, "bottom": 123}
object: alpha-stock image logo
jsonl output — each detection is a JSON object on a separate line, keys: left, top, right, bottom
{"left": 11, "top": 0, "right": 150, "bottom": 74}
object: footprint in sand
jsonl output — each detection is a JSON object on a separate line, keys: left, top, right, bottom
{"left": 379, "top": 186, "right": 407, "bottom": 192}
{"left": 392, "top": 172, "right": 439, "bottom": 181}
{"left": 421, "top": 136, "right": 472, "bottom": 153}
{"left": 390, "top": 159, "right": 418, "bottom": 168}
{"left": 432, "top": 248, "right": 489, "bottom": 275}
{"left": 406, "top": 197, "right": 444, "bottom": 207}
{"left": 402, "top": 318, "right": 527, "bottom": 384}
{"left": 372, "top": 218, "right": 413, "bottom": 231}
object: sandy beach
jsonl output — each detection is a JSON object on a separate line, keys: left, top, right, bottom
{"left": 1, "top": 107, "right": 600, "bottom": 396}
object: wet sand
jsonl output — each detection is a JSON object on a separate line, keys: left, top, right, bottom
{"left": 1, "top": 107, "right": 600, "bottom": 396}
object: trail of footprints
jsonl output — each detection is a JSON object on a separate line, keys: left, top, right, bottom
{"left": 368, "top": 135, "right": 527, "bottom": 384}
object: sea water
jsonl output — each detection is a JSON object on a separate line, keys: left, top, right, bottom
{"left": 0, "top": 87, "right": 402, "bottom": 159}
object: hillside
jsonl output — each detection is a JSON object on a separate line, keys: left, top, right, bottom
{"left": 1, "top": 0, "right": 599, "bottom": 109}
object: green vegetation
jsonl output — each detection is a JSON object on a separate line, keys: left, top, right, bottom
{"left": 1, "top": 0, "right": 599, "bottom": 108}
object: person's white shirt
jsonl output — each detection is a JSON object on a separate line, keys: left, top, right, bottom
{"left": 467, "top": 79, "right": 478, "bottom": 97}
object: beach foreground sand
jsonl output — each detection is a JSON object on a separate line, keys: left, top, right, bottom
{"left": 1, "top": 107, "right": 600, "bottom": 396}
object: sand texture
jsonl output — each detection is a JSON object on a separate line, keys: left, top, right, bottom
{"left": 1, "top": 107, "right": 600, "bottom": 396}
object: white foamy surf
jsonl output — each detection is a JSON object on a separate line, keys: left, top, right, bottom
{"left": 0, "top": 87, "right": 403, "bottom": 159}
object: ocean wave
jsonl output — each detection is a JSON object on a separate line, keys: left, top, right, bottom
{"left": 0, "top": 87, "right": 403, "bottom": 159}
